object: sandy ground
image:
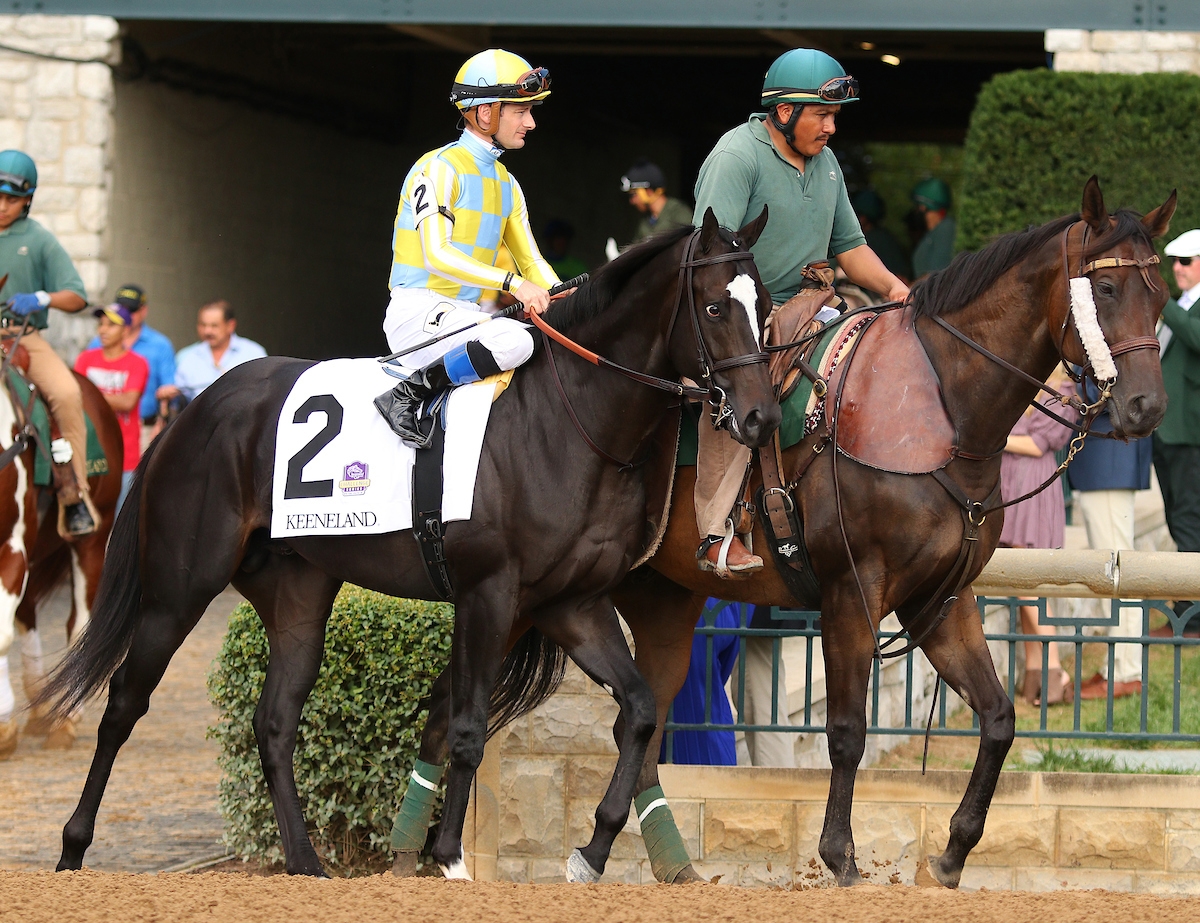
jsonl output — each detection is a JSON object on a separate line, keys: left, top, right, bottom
{"left": 2, "top": 873, "right": 1199, "bottom": 923}
{"left": 0, "top": 585, "right": 241, "bottom": 872}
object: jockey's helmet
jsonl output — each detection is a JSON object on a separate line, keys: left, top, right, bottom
{"left": 912, "top": 178, "right": 952, "bottom": 211}
{"left": 761, "top": 49, "right": 858, "bottom": 109}
{"left": 450, "top": 49, "right": 551, "bottom": 110}
{"left": 0, "top": 149, "right": 37, "bottom": 197}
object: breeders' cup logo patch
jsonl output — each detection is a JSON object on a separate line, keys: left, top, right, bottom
{"left": 423, "top": 302, "right": 455, "bottom": 335}
{"left": 338, "top": 461, "right": 371, "bottom": 495}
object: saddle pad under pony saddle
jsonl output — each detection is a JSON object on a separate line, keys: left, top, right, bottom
{"left": 270, "top": 358, "right": 510, "bottom": 538}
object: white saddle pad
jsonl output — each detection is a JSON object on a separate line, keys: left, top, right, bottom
{"left": 270, "top": 358, "right": 501, "bottom": 538}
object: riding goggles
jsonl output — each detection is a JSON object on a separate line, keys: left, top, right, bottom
{"left": 0, "top": 171, "right": 34, "bottom": 196}
{"left": 762, "top": 75, "right": 859, "bottom": 105}
{"left": 450, "top": 67, "right": 551, "bottom": 104}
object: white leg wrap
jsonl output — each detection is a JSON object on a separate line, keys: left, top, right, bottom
{"left": 0, "top": 658, "right": 13, "bottom": 724}
{"left": 1069, "top": 277, "right": 1118, "bottom": 382}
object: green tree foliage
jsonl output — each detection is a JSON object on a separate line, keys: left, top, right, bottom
{"left": 958, "top": 68, "right": 1200, "bottom": 278}
{"left": 207, "top": 587, "right": 453, "bottom": 874}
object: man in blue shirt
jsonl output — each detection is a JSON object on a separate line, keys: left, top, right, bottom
{"left": 86, "top": 284, "right": 175, "bottom": 424}
{"left": 160, "top": 300, "right": 266, "bottom": 403}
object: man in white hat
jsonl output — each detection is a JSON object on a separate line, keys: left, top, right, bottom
{"left": 1155, "top": 229, "right": 1200, "bottom": 635}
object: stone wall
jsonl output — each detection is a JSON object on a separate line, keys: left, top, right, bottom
{"left": 0, "top": 14, "right": 119, "bottom": 360}
{"left": 1047, "top": 29, "right": 1200, "bottom": 74}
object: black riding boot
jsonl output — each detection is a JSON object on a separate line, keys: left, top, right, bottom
{"left": 374, "top": 361, "right": 452, "bottom": 449}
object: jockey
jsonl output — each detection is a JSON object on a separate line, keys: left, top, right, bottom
{"left": 375, "top": 49, "right": 561, "bottom": 447}
{"left": 0, "top": 149, "right": 98, "bottom": 537}
{"left": 692, "top": 49, "right": 910, "bottom": 576}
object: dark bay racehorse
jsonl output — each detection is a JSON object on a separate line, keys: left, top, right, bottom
{"left": 40, "top": 210, "right": 780, "bottom": 879}
{"left": 402, "top": 179, "right": 1176, "bottom": 887}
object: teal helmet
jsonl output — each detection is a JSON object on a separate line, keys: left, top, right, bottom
{"left": 0, "top": 149, "right": 37, "bottom": 197}
{"left": 912, "top": 177, "right": 951, "bottom": 210}
{"left": 852, "top": 189, "right": 886, "bottom": 223}
{"left": 761, "top": 49, "right": 859, "bottom": 109}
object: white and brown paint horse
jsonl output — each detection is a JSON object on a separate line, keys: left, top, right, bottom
{"left": 0, "top": 352, "right": 122, "bottom": 756}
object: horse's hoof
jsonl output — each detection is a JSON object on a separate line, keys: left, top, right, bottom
{"left": 23, "top": 706, "right": 55, "bottom": 737}
{"left": 915, "top": 855, "right": 961, "bottom": 889}
{"left": 438, "top": 856, "right": 473, "bottom": 881}
{"left": 565, "top": 848, "right": 602, "bottom": 884}
{"left": 392, "top": 852, "right": 419, "bottom": 878}
{"left": 836, "top": 867, "right": 864, "bottom": 887}
{"left": 667, "top": 863, "right": 706, "bottom": 884}
{"left": 41, "top": 718, "right": 77, "bottom": 750}
{"left": 0, "top": 718, "right": 18, "bottom": 759}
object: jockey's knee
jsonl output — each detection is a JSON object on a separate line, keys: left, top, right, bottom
{"left": 445, "top": 323, "right": 533, "bottom": 383}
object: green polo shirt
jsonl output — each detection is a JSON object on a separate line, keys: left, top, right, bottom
{"left": 912, "top": 215, "right": 957, "bottom": 279}
{"left": 692, "top": 113, "right": 865, "bottom": 304}
{"left": 634, "top": 196, "right": 693, "bottom": 243}
{"left": 0, "top": 217, "right": 87, "bottom": 329}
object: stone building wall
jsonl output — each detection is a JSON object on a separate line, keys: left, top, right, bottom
{"left": 0, "top": 14, "right": 119, "bottom": 360}
{"left": 1047, "top": 29, "right": 1200, "bottom": 74}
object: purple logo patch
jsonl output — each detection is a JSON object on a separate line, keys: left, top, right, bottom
{"left": 338, "top": 461, "right": 371, "bottom": 495}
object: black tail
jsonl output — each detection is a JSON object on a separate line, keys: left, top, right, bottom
{"left": 486, "top": 628, "right": 566, "bottom": 739}
{"left": 35, "top": 440, "right": 158, "bottom": 720}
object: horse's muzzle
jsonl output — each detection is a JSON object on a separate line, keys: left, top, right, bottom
{"left": 729, "top": 402, "right": 781, "bottom": 449}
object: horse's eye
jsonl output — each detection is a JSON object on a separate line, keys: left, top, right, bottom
{"left": 1097, "top": 281, "right": 1116, "bottom": 298}
{"left": 705, "top": 303, "right": 721, "bottom": 318}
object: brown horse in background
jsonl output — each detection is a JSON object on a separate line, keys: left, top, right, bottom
{"left": 0, "top": 367, "right": 123, "bottom": 756}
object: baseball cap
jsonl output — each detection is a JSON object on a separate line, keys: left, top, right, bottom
{"left": 620, "top": 159, "right": 666, "bottom": 192}
{"left": 114, "top": 284, "right": 146, "bottom": 310}
{"left": 94, "top": 303, "right": 133, "bottom": 326}
{"left": 1164, "top": 229, "right": 1200, "bottom": 259}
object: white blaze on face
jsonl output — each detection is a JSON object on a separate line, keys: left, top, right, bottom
{"left": 726, "top": 273, "right": 761, "bottom": 348}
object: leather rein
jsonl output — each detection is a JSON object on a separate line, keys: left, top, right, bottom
{"left": 531, "top": 228, "right": 768, "bottom": 468}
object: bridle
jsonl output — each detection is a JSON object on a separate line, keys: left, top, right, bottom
{"left": 530, "top": 227, "right": 768, "bottom": 468}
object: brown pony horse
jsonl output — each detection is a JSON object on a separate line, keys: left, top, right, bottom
{"left": 401, "top": 178, "right": 1176, "bottom": 887}
{"left": 0, "top": 366, "right": 122, "bottom": 755}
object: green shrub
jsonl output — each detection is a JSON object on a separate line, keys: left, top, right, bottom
{"left": 958, "top": 68, "right": 1200, "bottom": 273}
{"left": 206, "top": 586, "right": 453, "bottom": 874}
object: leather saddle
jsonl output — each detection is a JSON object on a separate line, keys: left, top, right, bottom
{"left": 824, "top": 307, "right": 955, "bottom": 475}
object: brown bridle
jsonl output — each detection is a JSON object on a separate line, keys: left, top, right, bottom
{"left": 531, "top": 227, "right": 769, "bottom": 467}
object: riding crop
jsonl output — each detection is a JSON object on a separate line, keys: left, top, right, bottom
{"left": 377, "top": 272, "right": 589, "bottom": 364}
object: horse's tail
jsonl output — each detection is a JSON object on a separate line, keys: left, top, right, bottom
{"left": 486, "top": 628, "right": 566, "bottom": 739}
{"left": 35, "top": 439, "right": 156, "bottom": 721}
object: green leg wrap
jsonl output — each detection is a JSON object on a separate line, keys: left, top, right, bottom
{"left": 390, "top": 759, "right": 444, "bottom": 852}
{"left": 635, "top": 785, "right": 693, "bottom": 883}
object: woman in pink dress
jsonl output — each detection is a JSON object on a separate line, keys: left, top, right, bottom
{"left": 999, "top": 371, "right": 1078, "bottom": 705}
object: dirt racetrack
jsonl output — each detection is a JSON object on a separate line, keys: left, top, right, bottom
{"left": 3, "top": 873, "right": 1199, "bottom": 923}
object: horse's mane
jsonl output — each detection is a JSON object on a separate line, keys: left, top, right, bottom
{"left": 909, "top": 209, "right": 1154, "bottom": 318}
{"left": 544, "top": 225, "right": 695, "bottom": 331}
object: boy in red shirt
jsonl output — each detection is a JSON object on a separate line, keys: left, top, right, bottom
{"left": 73, "top": 303, "right": 150, "bottom": 512}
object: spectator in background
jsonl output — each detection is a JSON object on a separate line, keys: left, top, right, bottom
{"left": 86, "top": 284, "right": 175, "bottom": 430}
{"left": 731, "top": 604, "right": 801, "bottom": 767}
{"left": 540, "top": 219, "right": 588, "bottom": 281}
{"left": 851, "top": 188, "right": 911, "bottom": 283}
{"left": 73, "top": 303, "right": 149, "bottom": 512}
{"left": 659, "top": 601, "right": 739, "bottom": 766}
{"left": 1000, "top": 370, "right": 1078, "bottom": 706}
{"left": 621, "top": 159, "right": 693, "bottom": 244}
{"left": 1154, "top": 229, "right": 1200, "bottom": 637}
{"left": 910, "top": 177, "right": 956, "bottom": 278}
{"left": 1068, "top": 376, "right": 1152, "bottom": 698}
{"left": 162, "top": 300, "right": 266, "bottom": 403}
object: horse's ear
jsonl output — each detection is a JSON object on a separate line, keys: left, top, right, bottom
{"left": 1081, "top": 175, "right": 1109, "bottom": 234}
{"left": 699, "top": 207, "right": 721, "bottom": 253}
{"left": 737, "top": 206, "right": 769, "bottom": 249}
{"left": 1142, "top": 189, "right": 1177, "bottom": 240}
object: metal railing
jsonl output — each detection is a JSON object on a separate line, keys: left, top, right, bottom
{"left": 661, "top": 593, "right": 1200, "bottom": 762}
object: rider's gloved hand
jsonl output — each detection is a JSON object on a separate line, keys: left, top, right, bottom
{"left": 513, "top": 280, "right": 551, "bottom": 316}
{"left": 6, "top": 291, "right": 50, "bottom": 316}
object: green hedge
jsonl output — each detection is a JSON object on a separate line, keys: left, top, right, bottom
{"left": 206, "top": 587, "right": 453, "bottom": 874}
{"left": 958, "top": 68, "right": 1200, "bottom": 271}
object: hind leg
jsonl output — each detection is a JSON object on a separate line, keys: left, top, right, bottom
{"left": 234, "top": 555, "right": 342, "bottom": 876}
{"left": 914, "top": 594, "right": 1014, "bottom": 888}
{"left": 532, "top": 595, "right": 657, "bottom": 881}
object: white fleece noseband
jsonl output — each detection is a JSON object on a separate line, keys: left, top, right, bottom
{"left": 1068, "top": 276, "right": 1118, "bottom": 382}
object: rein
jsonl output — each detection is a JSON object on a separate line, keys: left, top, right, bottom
{"left": 530, "top": 227, "right": 768, "bottom": 467}
{"left": 0, "top": 318, "right": 42, "bottom": 475}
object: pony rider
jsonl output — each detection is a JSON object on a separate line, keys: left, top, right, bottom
{"left": 375, "top": 49, "right": 563, "bottom": 447}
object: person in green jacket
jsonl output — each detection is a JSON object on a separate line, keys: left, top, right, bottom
{"left": 0, "top": 149, "right": 97, "bottom": 537}
{"left": 621, "top": 159, "right": 693, "bottom": 243}
{"left": 910, "top": 177, "right": 957, "bottom": 279}
{"left": 1155, "top": 228, "right": 1200, "bottom": 634}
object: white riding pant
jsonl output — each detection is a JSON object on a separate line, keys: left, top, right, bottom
{"left": 1075, "top": 489, "right": 1142, "bottom": 684}
{"left": 383, "top": 288, "right": 535, "bottom": 372}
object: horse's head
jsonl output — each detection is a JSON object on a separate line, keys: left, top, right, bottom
{"left": 1054, "top": 177, "right": 1176, "bottom": 438}
{"left": 672, "top": 207, "right": 780, "bottom": 449}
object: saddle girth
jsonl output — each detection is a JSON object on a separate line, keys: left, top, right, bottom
{"left": 411, "top": 410, "right": 455, "bottom": 602}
